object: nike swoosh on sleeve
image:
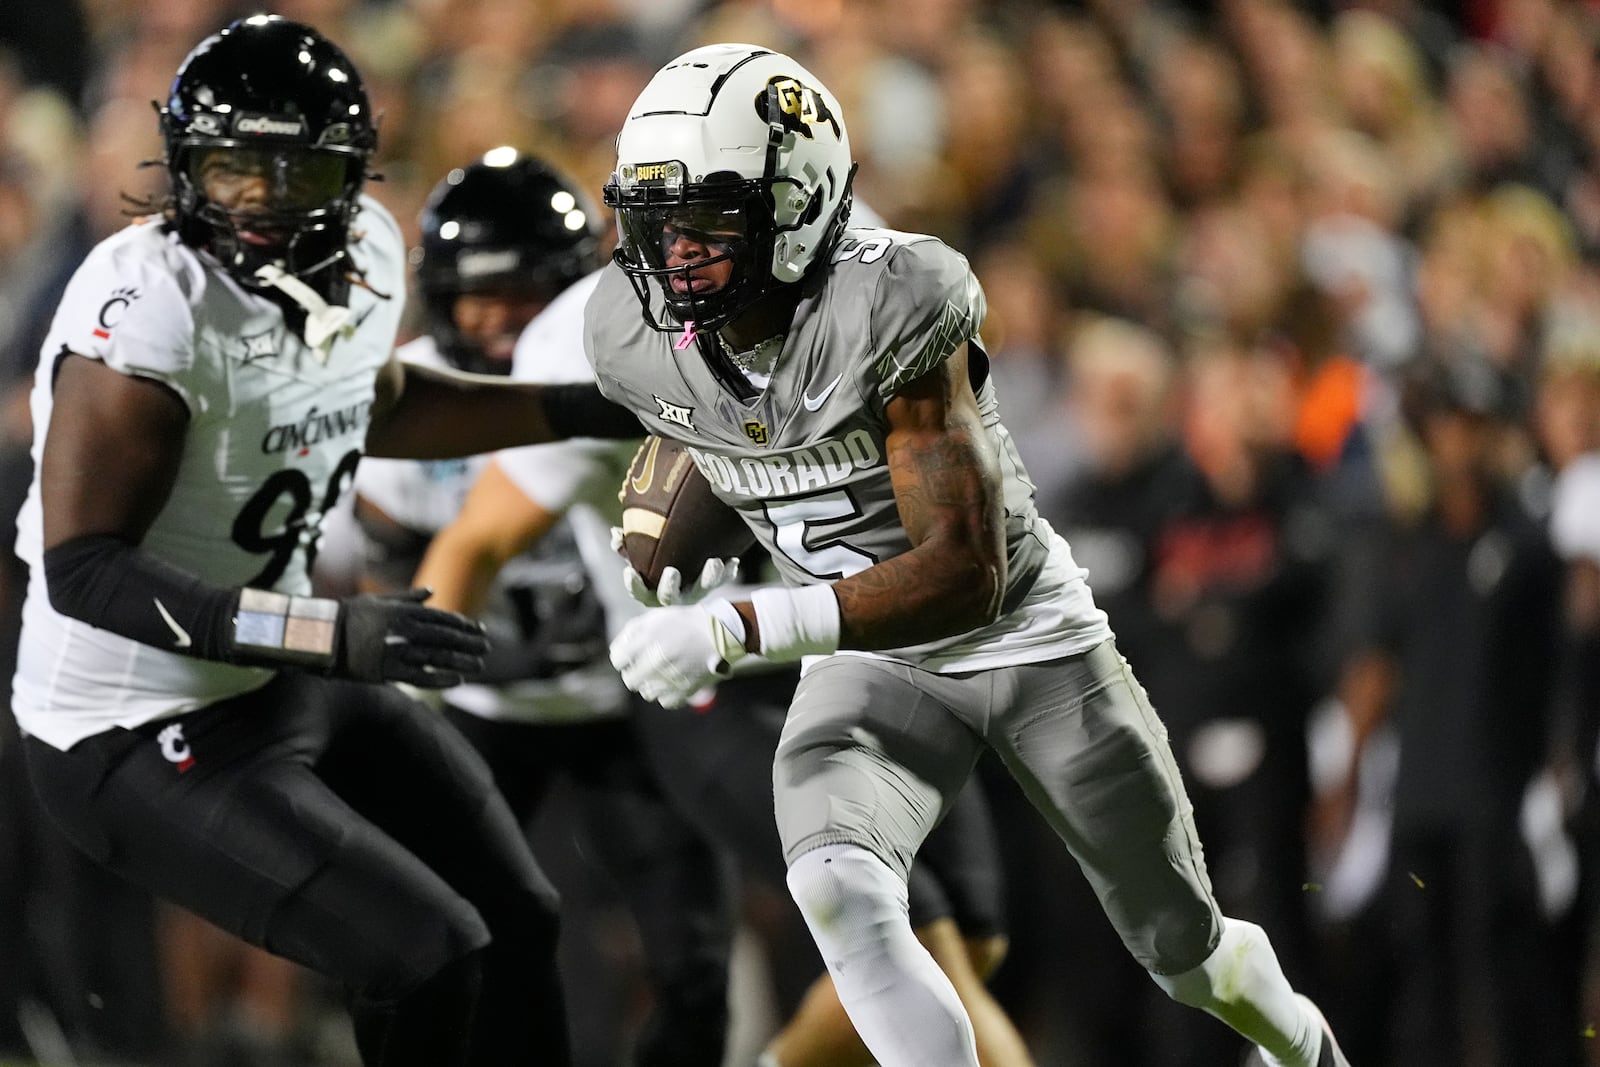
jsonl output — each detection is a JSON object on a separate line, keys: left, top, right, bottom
{"left": 154, "top": 598, "right": 193, "bottom": 649}
{"left": 802, "top": 374, "right": 844, "bottom": 411}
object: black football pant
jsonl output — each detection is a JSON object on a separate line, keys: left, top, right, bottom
{"left": 445, "top": 705, "right": 730, "bottom": 1067}
{"left": 24, "top": 673, "right": 567, "bottom": 1067}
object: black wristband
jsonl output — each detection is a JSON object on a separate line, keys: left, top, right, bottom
{"left": 543, "top": 382, "right": 645, "bottom": 440}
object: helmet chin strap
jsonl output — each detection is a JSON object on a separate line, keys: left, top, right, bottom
{"left": 253, "top": 262, "right": 353, "bottom": 358}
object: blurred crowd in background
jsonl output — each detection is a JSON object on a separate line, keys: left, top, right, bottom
{"left": 3, "top": 0, "right": 1600, "bottom": 1065}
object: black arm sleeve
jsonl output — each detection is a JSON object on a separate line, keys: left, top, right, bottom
{"left": 42, "top": 532, "right": 485, "bottom": 687}
{"left": 43, "top": 533, "right": 239, "bottom": 661}
{"left": 542, "top": 382, "right": 645, "bottom": 440}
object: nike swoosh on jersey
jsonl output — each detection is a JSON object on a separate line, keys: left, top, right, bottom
{"left": 154, "top": 598, "right": 193, "bottom": 649}
{"left": 802, "top": 374, "right": 844, "bottom": 411}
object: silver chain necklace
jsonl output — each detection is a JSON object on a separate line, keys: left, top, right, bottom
{"left": 718, "top": 333, "right": 784, "bottom": 375}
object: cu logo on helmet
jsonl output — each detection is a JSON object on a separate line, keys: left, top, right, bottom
{"left": 759, "top": 77, "right": 841, "bottom": 140}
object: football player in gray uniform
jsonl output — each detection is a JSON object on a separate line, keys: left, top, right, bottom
{"left": 407, "top": 164, "right": 1031, "bottom": 1065}
{"left": 590, "top": 43, "right": 1353, "bottom": 1067}
{"left": 10, "top": 17, "right": 629, "bottom": 1067}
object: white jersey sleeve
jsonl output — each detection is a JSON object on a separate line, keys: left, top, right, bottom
{"left": 44, "top": 218, "right": 207, "bottom": 409}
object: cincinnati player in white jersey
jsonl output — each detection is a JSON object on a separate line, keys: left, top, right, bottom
{"left": 352, "top": 153, "right": 736, "bottom": 1066}
{"left": 8, "top": 19, "right": 639, "bottom": 1067}
{"left": 358, "top": 332, "right": 635, "bottom": 725}
{"left": 592, "top": 44, "right": 1353, "bottom": 1067}
{"left": 357, "top": 301, "right": 639, "bottom": 726}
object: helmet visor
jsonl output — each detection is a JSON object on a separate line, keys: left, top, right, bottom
{"left": 619, "top": 203, "right": 751, "bottom": 270}
{"left": 187, "top": 146, "right": 352, "bottom": 217}
{"left": 608, "top": 180, "right": 777, "bottom": 330}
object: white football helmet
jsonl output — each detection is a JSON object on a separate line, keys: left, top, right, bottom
{"left": 605, "top": 43, "right": 856, "bottom": 332}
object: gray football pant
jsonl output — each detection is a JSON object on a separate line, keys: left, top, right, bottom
{"left": 773, "top": 638, "right": 1224, "bottom": 975}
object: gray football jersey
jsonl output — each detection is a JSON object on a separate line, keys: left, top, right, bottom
{"left": 587, "top": 227, "right": 1110, "bottom": 670}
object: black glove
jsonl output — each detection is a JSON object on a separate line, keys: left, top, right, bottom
{"left": 335, "top": 589, "right": 489, "bottom": 688}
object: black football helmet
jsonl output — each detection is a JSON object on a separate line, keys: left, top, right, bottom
{"left": 415, "top": 150, "right": 602, "bottom": 374}
{"left": 159, "top": 15, "right": 377, "bottom": 301}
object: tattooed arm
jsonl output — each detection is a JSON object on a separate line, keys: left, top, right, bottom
{"left": 734, "top": 344, "right": 1008, "bottom": 653}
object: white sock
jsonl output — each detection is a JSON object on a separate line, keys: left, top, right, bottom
{"left": 1150, "top": 917, "right": 1320, "bottom": 1067}
{"left": 785, "top": 843, "right": 979, "bottom": 1067}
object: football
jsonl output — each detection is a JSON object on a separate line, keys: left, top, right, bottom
{"left": 618, "top": 435, "right": 755, "bottom": 591}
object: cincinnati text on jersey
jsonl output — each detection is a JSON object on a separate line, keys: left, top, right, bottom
{"left": 262, "top": 400, "right": 373, "bottom": 455}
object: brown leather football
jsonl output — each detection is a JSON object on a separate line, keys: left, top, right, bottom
{"left": 618, "top": 435, "right": 755, "bottom": 591}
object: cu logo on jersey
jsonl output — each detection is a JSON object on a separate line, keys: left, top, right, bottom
{"left": 757, "top": 77, "right": 841, "bottom": 140}
{"left": 157, "top": 723, "right": 196, "bottom": 773}
{"left": 743, "top": 418, "right": 769, "bottom": 446}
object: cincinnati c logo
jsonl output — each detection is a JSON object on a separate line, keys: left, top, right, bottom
{"left": 157, "top": 722, "right": 196, "bottom": 773}
{"left": 756, "top": 77, "right": 841, "bottom": 140}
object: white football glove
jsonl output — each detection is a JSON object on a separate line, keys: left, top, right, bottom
{"left": 609, "top": 600, "right": 748, "bottom": 708}
{"left": 610, "top": 526, "right": 741, "bottom": 607}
